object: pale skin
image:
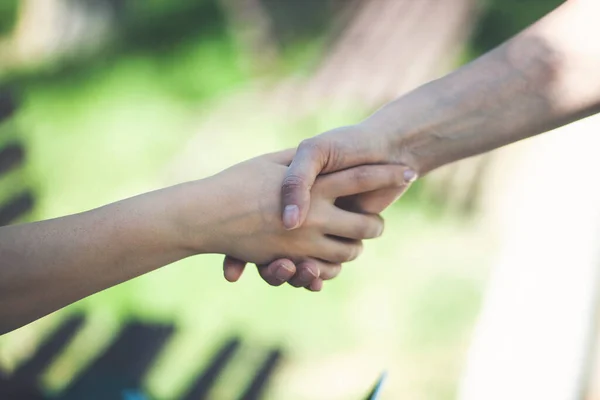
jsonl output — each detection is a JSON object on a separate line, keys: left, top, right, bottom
{"left": 0, "top": 150, "right": 412, "bottom": 334}
{"left": 225, "top": 0, "right": 600, "bottom": 284}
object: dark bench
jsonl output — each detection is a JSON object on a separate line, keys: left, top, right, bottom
{"left": 0, "top": 316, "right": 383, "bottom": 399}
{"left": 0, "top": 316, "right": 283, "bottom": 399}
{"left": 0, "top": 88, "right": 34, "bottom": 226}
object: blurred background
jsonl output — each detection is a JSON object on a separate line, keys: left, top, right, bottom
{"left": 4, "top": 1, "right": 600, "bottom": 399}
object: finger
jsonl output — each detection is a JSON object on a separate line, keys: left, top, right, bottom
{"left": 313, "top": 237, "right": 364, "bottom": 265}
{"left": 223, "top": 256, "right": 247, "bottom": 282}
{"left": 337, "top": 185, "right": 411, "bottom": 214}
{"left": 318, "top": 262, "right": 342, "bottom": 280}
{"left": 282, "top": 138, "right": 329, "bottom": 230}
{"left": 288, "top": 259, "right": 320, "bottom": 288}
{"left": 317, "top": 165, "right": 417, "bottom": 198}
{"left": 291, "top": 259, "right": 343, "bottom": 289}
{"left": 306, "top": 278, "right": 323, "bottom": 292}
{"left": 323, "top": 206, "right": 384, "bottom": 240}
{"left": 353, "top": 185, "right": 410, "bottom": 213}
{"left": 257, "top": 259, "right": 297, "bottom": 286}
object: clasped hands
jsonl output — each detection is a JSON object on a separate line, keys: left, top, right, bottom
{"left": 213, "top": 123, "right": 417, "bottom": 291}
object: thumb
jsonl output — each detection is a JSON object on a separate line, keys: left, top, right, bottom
{"left": 282, "top": 138, "right": 329, "bottom": 230}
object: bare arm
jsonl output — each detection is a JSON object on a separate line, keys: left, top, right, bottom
{"left": 0, "top": 186, "right": 195, "bottom": 334}
{"left": 281, "top": 0, "right": 600, "bottom": 228}
{"left": 372, "top": 0, "right": 600, "bottom": 173}
{"left": 0, "top": 149, "right": 407, "bottom": 334}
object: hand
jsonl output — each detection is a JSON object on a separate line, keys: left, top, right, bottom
{"left": 182, "top": 149, "right": 406, "bottom": 266}
{"left": 223, "top": 180, "right": 412, "bottom": 291}
{"left": 279, "top": 124, "right": 417, "bottom": 230}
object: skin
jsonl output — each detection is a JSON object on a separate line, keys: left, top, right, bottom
{"left": 0, "top": 150, "right": 411, "bottom": 335}
{"left": 6, "top": 0, "right": 597, "bottom": 331}
{"left": 223, "top": 0, "right": 600, "bottom": 287}
{"left": 284, "top": 0, "right": 600, "bottom": 219}
{"left": 223, "top": 171, "right": 413, "bottom": 291}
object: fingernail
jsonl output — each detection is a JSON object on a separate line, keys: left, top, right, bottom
{"left": 275, "top": 263, "right": 294, "bottom": 283}
{"left": 283, "top": 205, "right": 300, "bottom": 230}
{"left": 299, "top": 268, "right": 317, "bottom": 283}
{"left": 403, "top": 169, "right": 417, "bottom": 183}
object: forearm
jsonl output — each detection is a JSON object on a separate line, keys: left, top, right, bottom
{"left": 0, "top": 184, "right": 199, "bottom": 334}
{"left": 364, "top": 0, "right": 600, "bottom": 174}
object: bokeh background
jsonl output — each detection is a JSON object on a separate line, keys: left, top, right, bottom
{"left": 5, "top": 1, "right": 600, "bottom": 399}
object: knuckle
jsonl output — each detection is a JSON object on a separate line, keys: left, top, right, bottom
{"left": 333, "top": 248, "right": 348, "bottom": 263}
{"left": 305, "top": 211, "right": 325, "bottom": 229}
{"left": 336, "top": 242, "right": 363, "bottom": 263}
{"left": 299, "top": 138, "right": 323, "bottom": 154}
{"left": 356, "top": 216, "right": 383, "bottom": 239}
{"left": 304, "top": 218, "right": 318, "bottom": 230}
{"left": 282, "top": 174, "right": 306, "bottom": 190}
{"left": 299, "top": 137, "right": 336, "bottom": 169}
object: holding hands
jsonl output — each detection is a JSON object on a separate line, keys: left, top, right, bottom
{"left": 6, "top": 0, "right": 600, "bottom": 333}
{"left": 221, "top": 124, "right": 417, "bottom": 291}
{"left": 0, "top": 143, "right": 412, "bottom": 333}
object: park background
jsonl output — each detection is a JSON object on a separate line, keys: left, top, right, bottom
{"left": 0, "top": 1, "right": 588, "bottom": 399}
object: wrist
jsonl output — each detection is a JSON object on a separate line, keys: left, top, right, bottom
{"left": 361, "top": 77, "right": 473, "bottom": 176}
{"left": 359, "top": 97, "right": 430, "bottom": 175}
{"left": 91, "top": 188, "right": 199, "bottom": 268}
{"left": 163, "top": 179, "right": 224, "bottom": 257}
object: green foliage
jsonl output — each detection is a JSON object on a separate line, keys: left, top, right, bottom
{"left": 118, "top": 0, "right": 228, "bottom": 53}
{"left": 0, "top": 0, "right": 18, "bottom": 35}
{"left": 260, "top": 0, "right": 333, "bottom": 45}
